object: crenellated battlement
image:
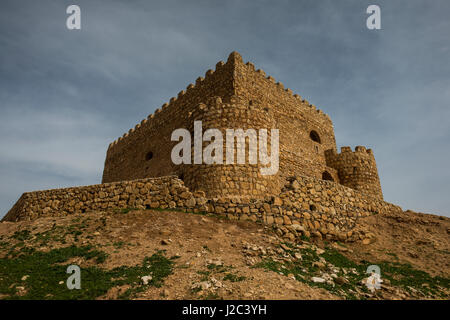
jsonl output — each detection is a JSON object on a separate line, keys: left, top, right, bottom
{"left": 108, "top": 55, "right": 236, "bottom": 151}
{"left": 108, "top": 51, "right": 332, "bottom": 151}
{"left": 325, "top": 146, "right": 374, "bottom": 158}
{"left": 237, "top": 52, "right": 332, "bottom": 123}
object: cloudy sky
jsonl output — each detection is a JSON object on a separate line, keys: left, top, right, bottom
{"left": 1, "top": 0, "right": 449, "bottom": 218}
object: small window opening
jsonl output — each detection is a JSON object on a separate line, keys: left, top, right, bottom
{"left": 310, "top": 130, "right": 321, "bottom": 143}
{"left": 145, "top": 151, "right": 153, "bottom": 161}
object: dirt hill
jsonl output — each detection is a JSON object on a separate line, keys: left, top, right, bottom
{"left": 0, "top": 208, "right": 448, "bottom": 300}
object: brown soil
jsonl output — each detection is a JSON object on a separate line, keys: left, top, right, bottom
{"left": 0, "top": 210, "right": 337, "bottom": 299}
{"left": 0, "top": 208, "right": 448, "bottom": 300}
{"left": 345, "top": 209, "right": 450, "bottom": 277}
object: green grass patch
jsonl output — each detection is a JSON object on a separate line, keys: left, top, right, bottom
{"left": 197, "top": 270, "right": 211, "bottom": 282}
{"left": 255, "top": 244, "right": 450, "bottom": 300}
{"left": 206, "top": 264, "right": 231, "bottom": 273}
{"left": 223, "top": 273, "right": 246, "bottom": 282}
{"left": 10, "top": 230, "right": 32, "bottom": 241}
{"left": 113, "top": 207, "right": 139, "bottom": 215}
{"left": 376, "top": 261, "right": 449, "bottom": 297}
{"left": 0, "top": 246, "right": 174, "bottom": 300}
{"left": 385, "top": 252, "right": 399, "bottom": 260}
{"left": 113, "top": 241, "right": 125, "bottom": 249}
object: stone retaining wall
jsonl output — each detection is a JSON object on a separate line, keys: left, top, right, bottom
{"left": 2, "top": 175, "right": 401, "bottom": 243}
{"left": 2, "top": 176, "right": 195, "bottom": 222}
{"left": 203, "top": 175, "right": 401, "bottom": 242}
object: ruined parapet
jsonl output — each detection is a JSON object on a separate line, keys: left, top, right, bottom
{"left": 325, "top": 146, "right": 383, "bottom": 199}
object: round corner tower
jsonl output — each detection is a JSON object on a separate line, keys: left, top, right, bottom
{"left": 325, "top": 146, "right": 383, "bottom": 199}
{"left": 178, "top": 95, "right": 280, "bottom": 199}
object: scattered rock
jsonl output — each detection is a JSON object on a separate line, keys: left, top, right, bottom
{"left": 210, "top": 277, "right": 223, "bottom": 288}
{"left": 159, "top": 229, "right": 171, "bottom": 236}
{"left": 141, "top": 275, "right": 153, "bottom": 285}
{"left": 206, "top": 259, "right": 223, "bottom": 266}
{"left": 335, "top": 277, "right": 349, "bottom": 285}
{"left": 331, "top": 242, "right": 348, "bottom": 252}
{"left": 316, "top": 248, "right": 325, "bottom": 255}
{"left": 311, "top": 277, "right": 326, "bottom": 283}
{"left": 245, "top": 256, "right": 258, "bottom": 266}
{"left": 192, "top": 281, "right": 211, "bottom": 290}
{"left": 312, "top": 261, "right": 325, "bottom": 269}
{"left": 285, "top": 282, "right": 294, "bottom": 289}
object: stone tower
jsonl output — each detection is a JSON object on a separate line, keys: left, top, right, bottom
{"left": 325, "top": 146, "right": 383, "bottom": 199}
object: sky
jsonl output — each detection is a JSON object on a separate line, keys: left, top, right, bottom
{"left": 0, "top": 0, "right": 449, "bottom": 218}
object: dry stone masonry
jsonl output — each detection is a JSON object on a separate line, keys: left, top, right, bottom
{"left": 101, "top": 51, "right": 384, "bottom": 201}
{"left": 3, "top": 51, "right": 403, "bottom": 242}
{"left": 3, "top": 177, "right": 194, "bottom": 222}
{"left": 2, "top": 175, "right": 400, "bottom": 242}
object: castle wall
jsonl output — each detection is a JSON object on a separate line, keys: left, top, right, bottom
{"left": 2, "top": 176, "right": 195, "bottom": 222}
{"left": 102, "top": 52, "right": 382, "bottom": 200}
{"left": 207, "top": 175, "right": 400, "bottom": 242}
{"left": 2, "top": 174, "right": 401, "bottom": 244}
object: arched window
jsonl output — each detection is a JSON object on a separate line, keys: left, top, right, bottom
{"left": 322, "top": 171, "right": 334, "bottom": 181}
{"left": 310, "top": 130, "right": 321, "bottom": 144}
{"left": 145, "top": 151, "right": 153, "bottom": 161}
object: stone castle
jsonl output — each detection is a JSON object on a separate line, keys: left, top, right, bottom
{"left": 3, "top": 52, "right": 401, "bottom": 242}
{"left": 102, "top": 51, "right": 383, "bottom": 200}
